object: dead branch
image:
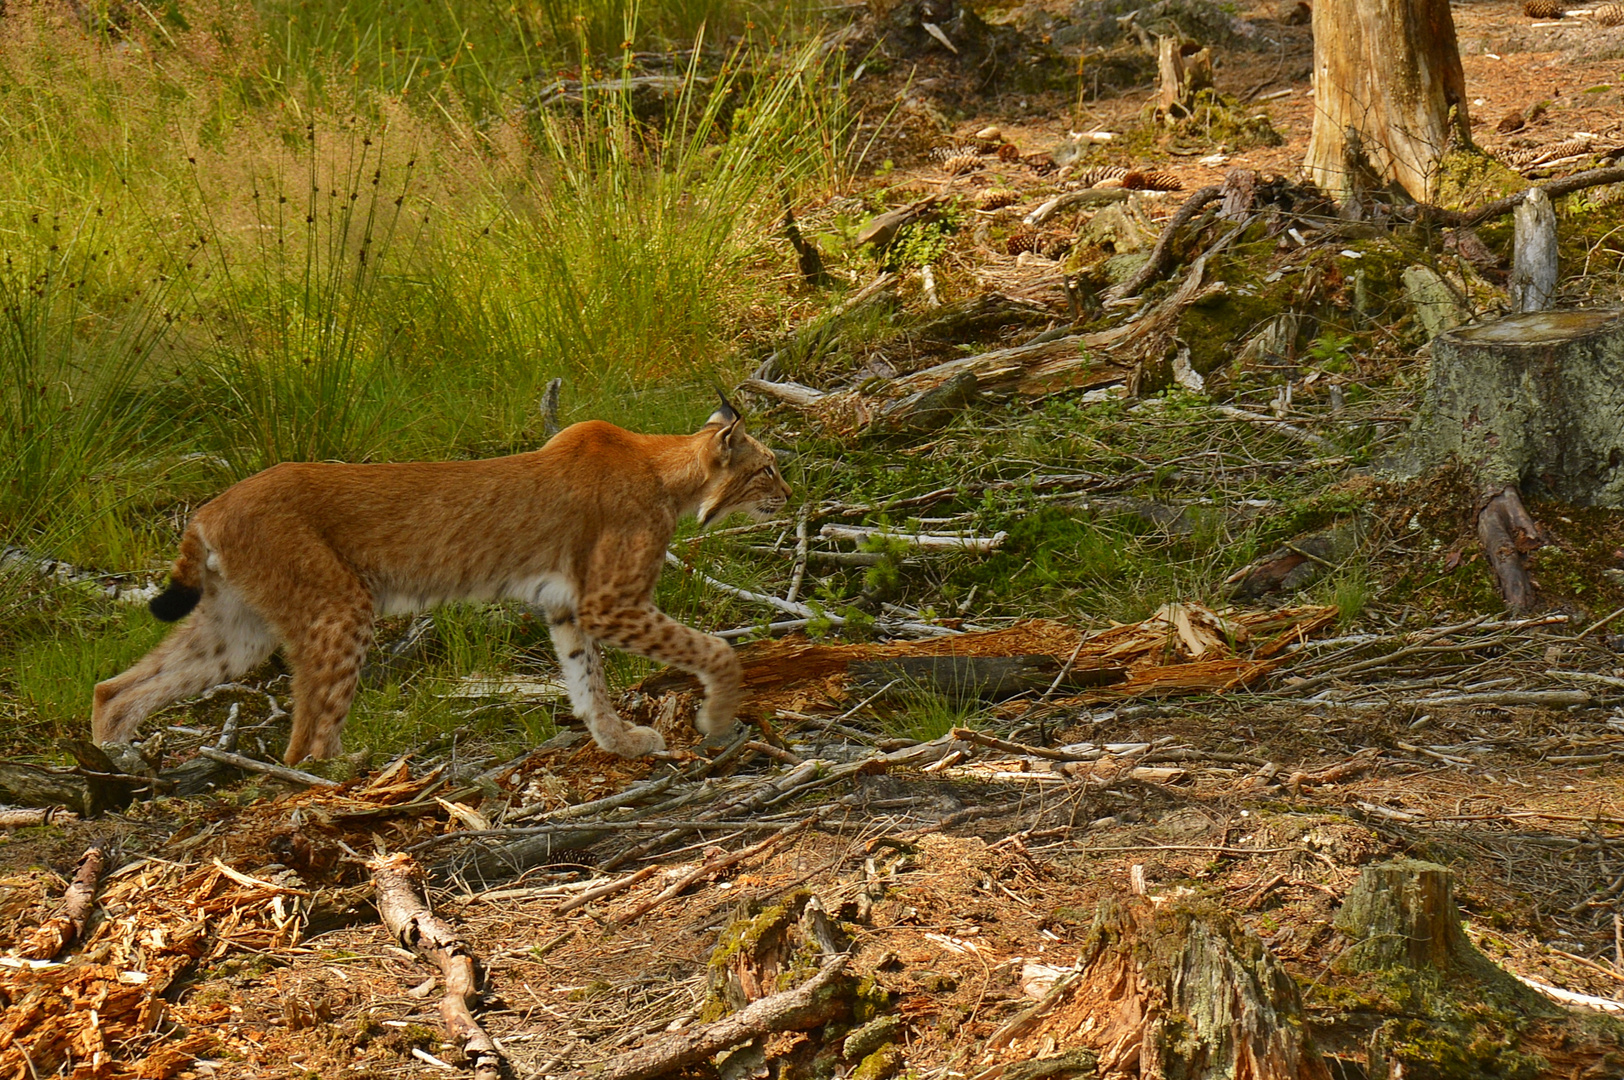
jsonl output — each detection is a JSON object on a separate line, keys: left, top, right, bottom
{"left": 586, "top": 955, "right": 850, "bottom": 1080}
{"left": 555, "top": 865, "right": 663, "bottom": 916}
{"left": 369, "top": 852, "right": 504, "bottom": 1080}
{"left": 18, "top": 845, "right": 107, "bottom": 960}
{"left": 196, "top": 746, "right": 341, "bottom": 787}
{"left": 1104, "top": 185, "right": 1222, "bottom": 301}
{"left": 819, "top": 524, "right": 1008, "bottom": 552}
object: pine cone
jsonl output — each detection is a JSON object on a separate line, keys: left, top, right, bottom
{"left": 1495, "top": 110, "right": 1525, "bottom": 134}
{"left": 941, "top": 153, "right": 983, "bottom": 176}
{"left": 1596, "top": 2, "right": 1624, "bottom": 25}
{"left": 996, "top": 142, "right": 1022, "bottom": 162}
{"left": 1121, "top": 169, "right": 1183, "bottom": 192}
{"left": 1005, "top": 230, "right": 1040, "bottom": 256}
{"left": 978, "top": 188, "right": 1020, "bottom": 211}
{"left": 1523, "top": 0, "right": 1561, "bottom": 18}
{"left": 1075, "top": 165, "right": 1129, "bottom": 188}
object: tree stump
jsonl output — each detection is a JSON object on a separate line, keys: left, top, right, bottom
{"left": 1155, "top": 36, "right": 1213, "bottom": 121}
{"left": 1333, "top": 859, "right": 1484, "bottom": 973}
{"left": 1303, "top": 0, "right": 1469, "bottom": 201}
{"left": 986, "top": 897, "right": 1331, "bottom": 1080}
{"left": 1509, "top": 187, "right": 1557, "bottom": 313}
{"left": 1410, "top": 307, "right": 1624, "bottom": 606}
{"left": 1414, "top": 308, "right": 1624, "bottom": 506}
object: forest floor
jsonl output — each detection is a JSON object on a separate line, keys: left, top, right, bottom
{"left": 4, "top": 0, "right": 1624, "bottom": 1078}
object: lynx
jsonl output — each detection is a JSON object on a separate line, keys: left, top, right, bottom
{"left": 91, "top": 400, "right": 791, "bottom": 764}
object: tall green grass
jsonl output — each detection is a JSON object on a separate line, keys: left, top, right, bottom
{"left": 0, "top": 0, "right": 851, "bottom": 745}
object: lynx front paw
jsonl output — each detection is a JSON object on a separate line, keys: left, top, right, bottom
{"left": 595, "top": 722, "right": 666, "bottom": 758}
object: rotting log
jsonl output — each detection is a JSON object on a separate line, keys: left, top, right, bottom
{"left": 0, "top": 806, "right": 79, "bottom": 829}
{"left": 369, "top": 853, "right": 505, "bottom": 1080}
{"left": 18, "top": 845, "right": 107, "bottom": 961}
{"left": 987, "top": 897, "right": 1330, "bottom": 1079}
{"left": 850, "top": 655, "right": 1126, "bottom": 702}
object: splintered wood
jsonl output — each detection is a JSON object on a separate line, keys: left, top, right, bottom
{"left": 0, "top": 759, "right": 451, "bottom": 1078}
{"left": 637, "top": 606, "right": 1337, "bottom": 715}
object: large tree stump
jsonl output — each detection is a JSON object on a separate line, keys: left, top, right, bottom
{"left": 1412, "top": 308, "right": 1624, "bottom": 506}
{"left": 1303, "top": 0, "right": 1469, "bottom": 202}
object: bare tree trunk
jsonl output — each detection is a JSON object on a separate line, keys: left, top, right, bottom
{"left": 1304, "top": 0, "right": 1469, "bottom": 202}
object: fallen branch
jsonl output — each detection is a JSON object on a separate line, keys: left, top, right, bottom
{"left": 555, "top": 865, "right": 663, "bottom": 916}
{"left": 18, "top": 845, "right": 107, "bottom": 960}
{"left": 1104, "top": 185, "right": 1223, "bottom": 301}
{"left": 587, "top": 955, "right": 850, "bottom": 1080}
{"left": 196, "top": 746, "right": 341, "bottom": 787}
{"left": 369, "top": 853, "right": 505, "bottom": 1080}
{"left": 819, "top": 524, "right": 1008, "bottom": 552}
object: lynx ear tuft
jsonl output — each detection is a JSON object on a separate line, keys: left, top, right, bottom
{"left": 704, "top": 392, "right": 741, "bottom": 430}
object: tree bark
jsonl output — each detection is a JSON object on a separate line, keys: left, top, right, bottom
{"left": 1304, "top": 0, "right": 1469, "bottom": 202}
{"left": 1477, "top": 486, "right": 1541, "bottom": 611}
{"left": 1155, "top": 36, "right": 1213, "bottom": 120}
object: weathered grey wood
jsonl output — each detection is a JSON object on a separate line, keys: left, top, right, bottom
{"left": 0, "top": 762, "right": 130, "bottom": 817}
{"left": 1155, "top": 36, "right": 1212, "bottom": 120}
{"left": 850, "top": 655, "right": 1126, "bottom": 702}
{"left": 1509, "top": 186, "right": 1557, "bottom": 313}
{"left": 1411, "top": 307, "right": 1624, "bottom": 505}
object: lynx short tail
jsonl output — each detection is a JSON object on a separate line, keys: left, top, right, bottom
{"left": 149, "top": 529, "right": 208, "bottom": 622}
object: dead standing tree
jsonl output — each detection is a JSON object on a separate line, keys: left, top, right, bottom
{"left": 1303, "top": 0, "right": 1469, "bottom": 203}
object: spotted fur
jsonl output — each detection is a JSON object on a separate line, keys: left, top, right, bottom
{"left": 91, "top": 402, "right": 791, "bottom": 764}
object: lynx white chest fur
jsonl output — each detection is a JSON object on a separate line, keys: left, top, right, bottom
{"left": 92, "top": 401, "right": 791, "bottom": 764}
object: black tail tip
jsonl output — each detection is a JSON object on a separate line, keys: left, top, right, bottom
{"left": 149, "top": 581, "right": 203, "bottom": 622}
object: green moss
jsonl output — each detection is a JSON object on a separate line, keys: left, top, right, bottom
{"left": 850, "top": 1044, "right": 903, "bottom": 1080}
{"left": 1434, "top": 148, "right": 1526, "bottom": 210}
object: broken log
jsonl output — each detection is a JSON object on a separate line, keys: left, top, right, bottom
{"left": 369, "top": 853, "right": 505, "bottom": 1080}
{"left": 590, "top": 956, "right": 850, "bottom": 1080}
{"left": 0, "top": 806, "right": 79, "bottom": 829}
{"left": 1410, "top": 307, "right": 1624, "bottom": 507}
{"left": 18, "top": 845, "right": 107, "bottom": 960}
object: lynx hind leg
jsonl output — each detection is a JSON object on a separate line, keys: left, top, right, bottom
{"left": 92, "top": 589, "right": 278, "bottom": 746}
{"left": 546, "top": 609, "right": 665, "bottom": 757}
{"left": 282, "top": 599, "right": 375, "bottom": 766}
{"left": 576, "top": 605, "right": 742, "bottom": 738}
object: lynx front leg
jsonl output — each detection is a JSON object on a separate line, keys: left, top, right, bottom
{"left": 575, "top": 604, "right": 742, "bottom": 737}
{"left": 545, "top": 609, "right": 665, "bottom": 757}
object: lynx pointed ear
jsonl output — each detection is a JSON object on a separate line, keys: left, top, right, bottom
{"left": 704, "top": 393, "right": 741, "bottom": 430}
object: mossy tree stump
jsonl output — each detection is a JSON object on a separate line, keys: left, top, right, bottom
{"left": 1411, "top": 307, "right": 1624, "bottom": 608}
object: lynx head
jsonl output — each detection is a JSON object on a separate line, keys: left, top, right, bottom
{"left": 696, "top": 396, "right": 792, "bottom": 527}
